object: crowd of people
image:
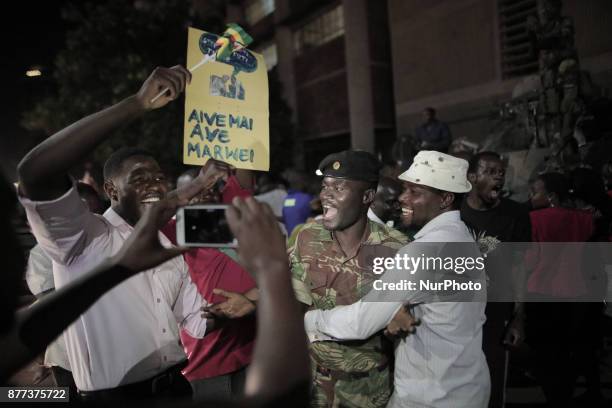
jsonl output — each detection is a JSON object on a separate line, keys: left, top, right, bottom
{"left": 1, "top": 65, "right": 611, "bottom": 408}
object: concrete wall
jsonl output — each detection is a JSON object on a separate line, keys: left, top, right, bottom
{"left": 294, "top": 37, "right": 350, "bottom": 138}
{"left": 389, "top": 0, "right": 612, "bottom": 144}
{"left": 567, "top": 0, "right": 612, "bottom": 95}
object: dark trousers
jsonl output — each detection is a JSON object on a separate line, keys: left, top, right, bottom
{"left": 483, "top": 302, "right": 512, "bottom": 408}
{"left": 50, "top": 366, "right": 79, "bottom": 403}
{"left": 526, "top": 302, "right": 603, "bottom": 408}
{"left": 190, "top": 367, "right": 247, "bottom": 402}
{"left": 78, "top": 363, "right": 192, "bottom": 405}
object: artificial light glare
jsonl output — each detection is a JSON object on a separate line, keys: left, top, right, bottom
{"left": 26, "top": 69, "right": 42, "bottom": 77}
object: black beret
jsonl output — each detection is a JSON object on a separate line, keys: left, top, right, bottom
{"left": 316, "top": 150, "right": 382, "bottom": 183}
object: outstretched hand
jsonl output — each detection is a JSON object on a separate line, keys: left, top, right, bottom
{"left": 136, "top": 65, "right": 192, "bottom": 110}
{"left": 202, "top": 289, "right": 256, "bottom": 319}
{"left": 166, "top": 158, "right": 234, "bottom": 205}
{"left": 225, "top": 197, "right": 288, "bottom": 275}
{"left": 196, "top": 159, "right": 235, "bottom": 191}
{"left": 112, "top": 197, "right": 188, "bottom": 273}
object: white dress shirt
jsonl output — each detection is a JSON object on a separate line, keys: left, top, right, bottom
{"left": 367, "top": 207, "right": 385, "bottom": 225}
{"left": 20, "top": 184, "right": 207, "bottom": 391}
{"left": 368, "top": 207, "right": 396, "bottom": 228}
{"left": 25, "top": 245, "right": 71, "bottom": 371}
{"left": 255, "top": 188, "right": 287, "bottom": 218}
{"left": 305, "top": 211, "right": 490, "bottom": 408}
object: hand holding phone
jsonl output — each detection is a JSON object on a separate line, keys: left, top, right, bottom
{"left": 176, "top": 204, "right": 237, "bottom": 247}
{"left": 225, "top": 197, "right": 289, "bottom": 275}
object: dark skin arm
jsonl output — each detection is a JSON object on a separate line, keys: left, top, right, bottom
{"left": 226, "top": 197, "right": 310, "bottom": 401}
{"left": 171, "top": 158, "right": 235, "bottom": 206}
{"left": 384, "top": 303, "right": 421, "bottom": 340}
{"left": 235, "top": 169, "right": 255, "bottom": 190}
{"left": 0, "top": 196, "right": 187, "bottom": 383}
{"left": 503, "top": 252, "right": 528, "bottom": 347}
{"left": 202, "top": 287, "right": 260, "bottom": 320}
{"left": 18, "top": 66, "right": 191, "bottom": 201}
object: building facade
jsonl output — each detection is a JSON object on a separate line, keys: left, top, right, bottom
{"left": 215, "top": 0, "right": 612, "bottom": 170}
{"left": 389, "top": 0, "right": 612, "bottom": 146}
{"left": 225, "top": 0, "right": 395, "bottom": 170}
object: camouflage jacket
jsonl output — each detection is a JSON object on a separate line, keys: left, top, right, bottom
{"left": 289, "top": 219, "right": 408, "bottom": 372}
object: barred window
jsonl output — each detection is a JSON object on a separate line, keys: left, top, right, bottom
{"left": 245, "top": 0, "right": 275, "bottom": 26}
{"left": 498, "top": 0, "right": 538, "bottom": 78}
{"left": 294, "top": 5, "right": 344, "bottom": 55}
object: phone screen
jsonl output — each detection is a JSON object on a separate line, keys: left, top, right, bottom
{"left": 180, "top": 205, "right": 236, "bottom": 247}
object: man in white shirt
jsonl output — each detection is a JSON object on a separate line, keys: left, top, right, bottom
{"left": 17, "top": 66, "right": 232, "bottom": 400}
{"left": 254, "top": 173, "right": 287, "bottom": 218}
{"left": 25, "top": 182, "right": 107, "bottom": 391}
{"left": 305, "top": 151, "right": 490, "bottom": 408}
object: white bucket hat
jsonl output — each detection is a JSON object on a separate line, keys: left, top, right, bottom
{"left": 398, "top": 151, "right": 472, "bottom": 193}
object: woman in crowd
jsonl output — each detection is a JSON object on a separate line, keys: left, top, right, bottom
{"left": 526, "top": 172, "right": 605, "bottom": 407}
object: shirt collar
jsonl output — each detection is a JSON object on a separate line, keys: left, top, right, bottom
{"left": 104, "top": 207, "right": 132, "bottom": 228}
{"left": 367, "top": 207, "right": 385, "bottom": 225}
{"left": 316, "top": 218, "right": 384, "bottom": 245}
{"left": 414, "top": 210, "right": 461, "bottom": 240}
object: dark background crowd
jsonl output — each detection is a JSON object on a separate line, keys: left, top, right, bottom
{"left": 1, "top": 1, "right": 612, "bottom": 407}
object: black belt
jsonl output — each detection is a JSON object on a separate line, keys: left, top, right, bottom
{"left": 78, "top": 361, "right": 189, "bottom": 402}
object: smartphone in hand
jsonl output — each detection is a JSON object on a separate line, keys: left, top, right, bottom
{"left": 176, "top": 204, "right": 237, "bottom": 247}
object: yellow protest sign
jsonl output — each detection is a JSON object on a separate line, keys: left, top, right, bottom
{"left": 183, "top": 26, "right": 269, "bottom": 170}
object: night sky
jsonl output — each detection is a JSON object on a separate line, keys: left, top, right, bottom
{"left": 1, "top": 1, "right": 69, "bottom": 180}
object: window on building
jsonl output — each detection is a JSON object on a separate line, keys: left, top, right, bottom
{"left": 294, "top": 5, "right": 344, "bottom": 56}
{"left": 498, "top": 0, "right": 538, "bottom": 78}
{"left": 258, "top": 43, "right": 278, "bottom": 70}
{"left": 245, "top": 0, "right": 275, "bottom": 26}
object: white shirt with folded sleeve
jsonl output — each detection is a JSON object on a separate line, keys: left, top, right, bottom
{"left": 25, "top": 245, "right": 71, "bottom": 371}
{"left": 20, "top": 183, "right": 207, "bottom": 391}
{"left": 304, "top": 211, "right": 490, "bottom": 408}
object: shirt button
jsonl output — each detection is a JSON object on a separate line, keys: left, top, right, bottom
{"left": 156, "top": 298, "right": 161, "bottom": 303}
{"left": 162, "top": 328, "right": 166, "bottom": 333}
{"left": 163, "top": 356, "right": 167, "bottom": 362}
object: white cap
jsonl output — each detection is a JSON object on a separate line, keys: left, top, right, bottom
{"left": 398, "top": 150, "right": 471, "bottom": 193}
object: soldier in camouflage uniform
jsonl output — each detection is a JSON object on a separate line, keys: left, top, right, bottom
{"left": 288, "top": 150, "right": 408, "bottom": 408}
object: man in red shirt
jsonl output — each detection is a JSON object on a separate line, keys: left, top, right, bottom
{"left": 163, "top": 167, "right": 258, "bottom": 401}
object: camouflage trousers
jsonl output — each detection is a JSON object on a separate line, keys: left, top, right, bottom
{"left": 310, "top": 363, "right": 392, "bottom": 408}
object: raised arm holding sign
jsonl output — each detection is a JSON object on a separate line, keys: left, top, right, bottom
{"left": 183, "top": 26, "right": 270, "bottom": 171}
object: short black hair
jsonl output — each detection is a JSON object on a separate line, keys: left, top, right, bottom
{"left": 450, "top": 193, "right": 465, "bottom": 210}
{"left": 468, "top": 151, "right": 501, "bottom": 174}
{"left": 103, "top": 147, "right": 154, "bottom": 180}
{"left": 424, "top": 107, "right": 436, "bottom": 115}
{"left": 424, "top": 186, "right": 464, "bottom": 210}
{"left": 538, "top": 172, "right": 570, "bottom": 202}
{"left": 569, "top": 167, "right": 607, "bottom": 209}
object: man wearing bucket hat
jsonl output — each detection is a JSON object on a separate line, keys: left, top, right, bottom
{"left": 289, "top": 150, "right": 408, "bottom": 408}
{"left": 304, "top": 151, "right": 490, "bottom": 408}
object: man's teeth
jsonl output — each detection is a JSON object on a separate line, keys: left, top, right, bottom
{"left": 491, "top": 186, "right": 503, "bottom": 197}
{"left": 141, "top": 197, "right": 161, "bottom": 203}
{"left": 401, "top": 207, "right": 414, "bottom": 224}
{"left": 322, "top": 206, "right": 337, "bottom": 219}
